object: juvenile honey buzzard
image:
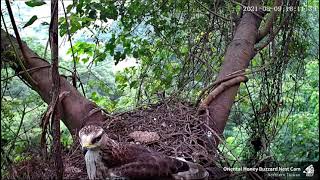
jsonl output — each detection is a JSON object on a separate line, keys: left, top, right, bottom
{"left": 79, "top": 125, "right": 209, "bottom": 180}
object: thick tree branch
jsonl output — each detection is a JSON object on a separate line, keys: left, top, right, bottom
{"left": 255, "top": 12, "right": 291, "bottom": 51}
{"left": 198, "top": 75, "right": 248, "bottom": 114}
{"left": 3, "top": 1, "right": 38, "bottom": 86}
{"left": 1, "top": 29, "right": 106, "bottom": 135}
{"left": 202, "top": 0, "right": 265, "bottom": 146}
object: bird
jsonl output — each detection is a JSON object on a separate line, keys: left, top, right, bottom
{"left": 79, "top": 125, "right": 209, "bottom": 180}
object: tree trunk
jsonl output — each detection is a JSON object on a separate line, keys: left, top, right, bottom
{"left": 207, "top": 5, "right": 264, "bottom": 142}
{"left": 1, "top": 29, "right": 105, "bottom": 135}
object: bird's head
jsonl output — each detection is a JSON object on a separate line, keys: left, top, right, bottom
{"left": 79, "top": 125, "right": 105, "bottom": 154}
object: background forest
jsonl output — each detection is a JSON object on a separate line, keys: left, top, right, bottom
{"left": 1, "top": 0, "right": 319, "bottom": 179}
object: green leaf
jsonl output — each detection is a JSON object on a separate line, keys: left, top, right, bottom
{"left": 100, "top": 5, "right": 118, "bottom": 21}
{"left": 105, "top": 40, "right": 116, "bottom": 55}
{"left": 23, "top": 15, "right": 38, "bottom": 28}
{"left": 91, "top": 92, "right": 97, "bottom": 98}
{"left": 76, "top": 0, "right": 84, "bottom": 15}
{"left": 66, "top": 4, "right": 74, "bottom": 13}
{"left": 226, "top": 137, "right": 235, "bottom": 144}
{"left": 133, "top": 51, "right": 139, "bottom": 58}
{"left": 88, "top": 9, "right": 97, "bottom": 19}
{"left": 114, "top": 52, "right": 125, "bottom": 65}
{"left": 129, "top": 80, "right": 138, "bottom": 89}
{"left": 118, "top": 73, "right": 128, "bottom": 82}
{"left": 100, "top": 10, "right": 109, "bottom": 22}
{"left": 123, "top": 40, "right": 131, "bottom": 50}
{"left": 96, "top": 53, "right": 107, "bottom": 62}
{"left": 70, "top": 15, "right": 81, "bottom": 33}
{"left": 180, "top": 45, "right": 188, "bottom": 54}
{"left": 25, "top": 0, "right": 46, "bottom": 7}
{"left": 41, "top": 21, "right": 49, "bottom": 26}
{"left": 81, "top": 17, "right": 93, "bottom": 27}
{"left": 82, "top": 58, "right": 89, "bottom": 63}
{"left": 58, "top": 17, "right": 67, "bottom": 36}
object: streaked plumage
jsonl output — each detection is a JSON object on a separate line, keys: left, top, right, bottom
{"left": 79, "top": 125, "right": 209, "bottom": 180}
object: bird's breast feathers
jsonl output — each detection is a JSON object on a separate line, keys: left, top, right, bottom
{"left": 85, "top": 150, "right": 102, "bottom": 180}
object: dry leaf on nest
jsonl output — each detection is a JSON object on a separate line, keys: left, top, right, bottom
{"left": 128, "top": 131, "right": 160, "bottom": 143}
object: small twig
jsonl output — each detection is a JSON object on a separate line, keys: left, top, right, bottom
{"left": 80, "top": 107, "right": 104, "bottom": 128}
{"left": 48, "top": 0, "right": 64, "bottom": 178}
{"left": 230, "top": 0, "right": 265, "bottom": 20}
{"left": 1, "top": 65, "right": 51, "bottom": 81}
{"left": 60, "top": 0, "right": 78, "bottom": 89}
{"left": 196, "top": 0, "right": 231, "bottom": 22}
{"left": 203, "top": 123, "right": 242, "bottom": 164}
{"left": 253, "top": 155, "right": 272, "bottom": 168}
{"left": 42, "top": 0, "right": 59, "bottom": 59}
{"left": 7, "top": 105, "right": 27, "bottom": 156}
{"left": 136, "top": 66, "right": 149, "bottom": 106}
{"left": 1, "top": 67, "right": 9, "bottom": 100}
{"left": 43, "top": 37, "right": 50, "bottom": 59}
{"left": 1, "top": 6, "right": 38, "bottom": 86}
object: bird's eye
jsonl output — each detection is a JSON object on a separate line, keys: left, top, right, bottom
{"left": 92, "top": 134, "right": 102, "bottom": 144}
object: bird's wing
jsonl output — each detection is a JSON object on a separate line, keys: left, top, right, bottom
{"left": 107, "top": 155, "right": 179, "bottom": 178}
{"left": 101, "top": 142, "right": 208, "bottom": 179}
{"left": 100, "top": 143, "right": 152, "bottom": 167}
{"left": 108, "top": 152, "right": 208, "bottom": 179}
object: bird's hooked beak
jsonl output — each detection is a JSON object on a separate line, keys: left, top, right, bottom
{"left": 81, "top": 143, "right": 96, "bottom": 155}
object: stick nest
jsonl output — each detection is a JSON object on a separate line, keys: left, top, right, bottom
{"left": 7, "top": 100, "right": 229, "bottom": 180}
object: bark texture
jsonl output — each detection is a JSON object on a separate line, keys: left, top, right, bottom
{"left": 1, "top": 29, "right": 105, "bottom": 135}
{"left": 207, "top": 9, "right": 264, "bottom": 137}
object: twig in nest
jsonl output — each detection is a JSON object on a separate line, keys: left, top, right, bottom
{"left": 79, "top": 107, "right": 105, "bottom": 129}
{"left": 248, "top": 171, "right": 263, "bottom": 180}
